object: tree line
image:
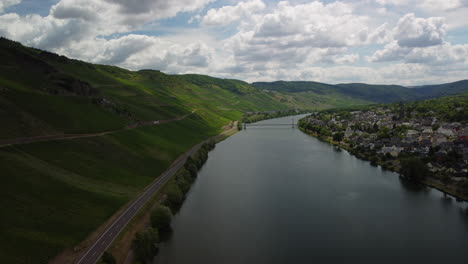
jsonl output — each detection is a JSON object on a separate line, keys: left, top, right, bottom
{"left": 101, "top": 140, "right": 216, "bottom": 264}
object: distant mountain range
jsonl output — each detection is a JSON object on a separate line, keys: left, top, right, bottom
{"left": 252, "top": 79, "right": 468, "bottom": 103}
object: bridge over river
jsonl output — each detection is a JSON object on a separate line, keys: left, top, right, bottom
{"left": 244, "top": 118, "right": 296, "bottom": 129}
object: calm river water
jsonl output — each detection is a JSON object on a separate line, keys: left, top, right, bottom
{"left": 155, "top": 115, "right": 468, "bottom": 264}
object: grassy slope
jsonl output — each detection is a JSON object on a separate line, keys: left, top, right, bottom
{"left": 0, "top": 38, "right": 372, "bottom": 263}
{"left": 0, "top": 115, "right": 218, "bottom": 264}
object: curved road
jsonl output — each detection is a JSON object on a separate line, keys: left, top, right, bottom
{"left": 75, "top": 126, "right": 236, "bottom": 264}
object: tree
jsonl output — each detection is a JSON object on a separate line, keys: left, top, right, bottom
{"left": 372, "top": 122, "right": 379, "bottom": 133}
{"left": 461, "top": 180, "right": 468, "bottom": 195}
{"left": 151, "top": 204, "right": 173, "bottom": 231}
{"left": 101, "top": 251, "right": 116, "bottom": 264}
{"left": 132, "top": 228, "right": 159, "bottom": 264}
{"left": 401, "top": 158, "right": 429, "bottom": 180}
{"left": 185, "top": 157, "right": 198, "bottom": 179}
{"left": 333, "top": 132, "right": 344, "bottom": 142}
{"left": 165, "top": 183, "right": 184, "bottom": 210}
{"left": 176, "top": 172, "right": 191, "bottom": 194}
{"left": 377, "top": 127, "right": 391, "bottom": 140}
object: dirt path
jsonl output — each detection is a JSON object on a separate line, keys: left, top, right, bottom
{"left": 0, "top": 110, "right": 196, "bottom": 148}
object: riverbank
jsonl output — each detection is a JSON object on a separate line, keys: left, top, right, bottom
{"left": 299, "top": 127, "right": 468, "bottom": 202}
{"left": 107, "top": 123, "right": 239, "bottom": 264}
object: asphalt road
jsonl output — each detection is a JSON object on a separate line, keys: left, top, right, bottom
{"left": 75, "top": 127, "right": 235, "bottom": 264}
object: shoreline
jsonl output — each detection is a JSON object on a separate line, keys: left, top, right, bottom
{"left": 299, "top": 127, "right": 468, "bottom": 203}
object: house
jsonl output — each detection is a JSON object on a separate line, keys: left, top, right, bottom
{"left": 436, "top": 127, "right": 454, "bottom": 137}
{"left": 419, "top": 139, "right": 432, "bottom": 148}
{"left": 432, "top": 134, "right": 447, "bottom": 145}
{"left": 422, "top": 127, "right": 433, "bottom": 136}
{"left": 435, "top": 150, "right": 447, "bottom": 162}
{"left": 381, "top": 145, "right": 403, "bottom": 157}
{"left": 422, "top": 119, "right": 433, "bottom": 126}
{"left": 406, "top": 130, "right": 419, "bottom": 137}
{"left": 439, "top": 142, "right": 454, "bottom": 152}
{"left": 458, "top": 128, "right": 468, "bottom": 140}
{"left": 344, "top": 127, "right": 354, "bottom": 138}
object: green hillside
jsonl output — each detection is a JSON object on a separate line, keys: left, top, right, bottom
{"left": 252, "top": 79, "right": 468, "bottom": 103}
{"left": 252, "top": 80, "right": 338, "bottom": 93}
{"left": 411, "top": 79, "right": 468, "bottom": 99}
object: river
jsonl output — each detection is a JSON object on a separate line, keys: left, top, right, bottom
{"left": 155, "top": 115, "right": 468, "bottom": 264}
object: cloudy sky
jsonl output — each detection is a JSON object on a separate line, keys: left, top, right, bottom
{"left": 1, "top": 0, "right": 468, "bottom": 85}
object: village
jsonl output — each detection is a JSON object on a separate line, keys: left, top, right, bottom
{"left": 300, "top": 107, "right": 468, "bottom": 182}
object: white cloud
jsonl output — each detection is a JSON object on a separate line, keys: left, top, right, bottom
{"left": 105, "top": 0, "right": 214, "bottom": 17}
{"left": 0, "top": 13, "right": 88, "bottom": 49}
{"left": 1, "top": 0, "right": 468, "bottom": 86}
{"left": 0, "top": 0, "right": 21, "bottom": 13}
{"left": 50, "top": 0, "right": 214, "bottom": 34}
{"left": 419, "top": 0, "right": 468, "bottom": 11}
{"left": 375, "top": 0, "right": 409, "bottom": 5}
{"left": 369, "top": 40, "right": 468, "bottom": 65}
{"left": 374, "top": 0, "right": 467, "bottom": 9}
{"left": 394, "top": 13, "right": 445, "bottom": 47}
{"left": 212, "top": 0, "right": 385, "bottom": 79}
{"left": 200, "top": 0, "right": 265, "bottom": 26}
{"left": 0, "top": 0, "right": 216, "bottom": 59}
{"left": 368, "top": 13, "right": 468, "bottom": 67}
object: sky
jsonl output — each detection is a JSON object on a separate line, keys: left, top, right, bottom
{"left": 1, "top": 0, "right": 468, "bottom": 85}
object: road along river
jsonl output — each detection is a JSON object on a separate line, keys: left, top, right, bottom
{"left": 155, "top": 115, "right": 468, "bottom": 264}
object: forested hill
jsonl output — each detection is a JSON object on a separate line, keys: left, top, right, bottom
{"left": 252, "top": 79, "right": 468, "bottom": 103}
